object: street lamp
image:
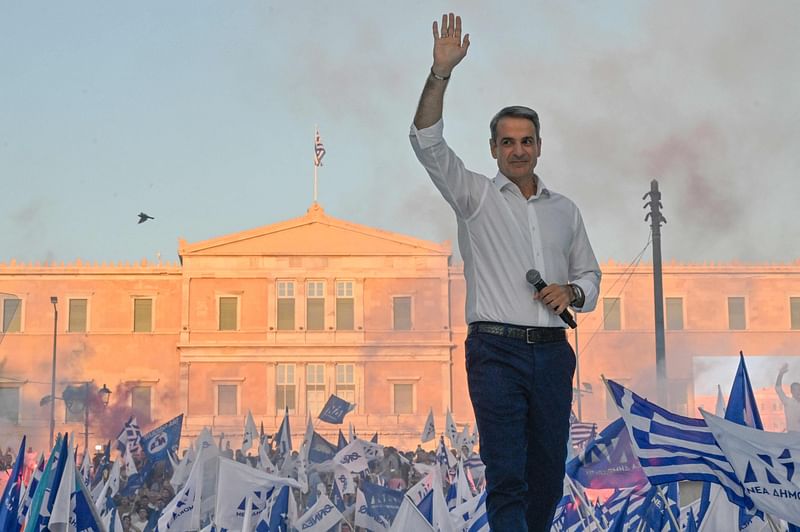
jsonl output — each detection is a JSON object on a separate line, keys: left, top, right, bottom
{"left": 61, "top": 382, "right": 112, "bottom": 454}
{"left": 49, "top": 296, "right": 58, "bottom": 449}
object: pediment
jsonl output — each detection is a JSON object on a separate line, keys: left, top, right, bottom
{"left": 179, "top": 203, "right": 449, "bottom": 257}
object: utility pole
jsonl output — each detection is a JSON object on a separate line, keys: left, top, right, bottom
{"left": 643, "top": 180, "right": 668, "bottom": 406}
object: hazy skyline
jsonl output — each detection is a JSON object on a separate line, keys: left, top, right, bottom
{"left": 2, "top": 1, "right": 799, "bottom": 265}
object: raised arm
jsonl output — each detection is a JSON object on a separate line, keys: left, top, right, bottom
{"left": 776, "top": 363, "right": 789, "bottom": 400}
{"left": 413, "top": 13, "right": 470, "bottom": 130}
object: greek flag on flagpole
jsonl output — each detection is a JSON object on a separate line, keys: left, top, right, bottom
{"left": 725, "top": 351, "right": 764, "bottom": 429}
{"left": 605, "top": 378, "right": 756, "bottom": 513}
{"left": 313, "top": 128, "right": 326, "bottom": 167}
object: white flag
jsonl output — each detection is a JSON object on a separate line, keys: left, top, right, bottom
{"left": 258, "top": 441, "right": 277, "bottom": 475}
{"left": 333, "top": 465, "right": 355, "bottom": 495}
{"left": 421, "top": 408, "right": 435, "bottom": 443}
{"left": 170, "top": 444, "right": 195, "bottom": 492}
{"left": 715, "top": 384, "right": 727, "bottom": 417}
{"left": 445, "top": 408, "right": 459, "bottom": 448}
{"left": 295, "top": 494, "right": 343, "bottom": 532}
{"left": 390, "top": 495, "right": 435, "bottom": 532}
{"left": 332, "top": 439, "right": 370, "bottom": 473}
{"left": 157, "top": 458, "right": 202, "bottom": 532}
{"left": 702, "top": 410, "right": 800, "bottom": 524}
{"left": 458, "top": 425, "right": 470, "bottom": 452}
{"left": 242, "top": 410, "right": 259, "bottom": 453}
{"left": 49, "top": 439, "right": 76, "bottom": 531}
{"left": 93, "top": 459, "right": 121, "bottom": 505}
{"left": 214, "top": 457, "right": 301, "bottom": 531}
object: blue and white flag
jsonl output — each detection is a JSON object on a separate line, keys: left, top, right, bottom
{"left": 330, "top": 478, "right": 345, "bottom": 513}
{"left": 421, "top": 408, "right": 435, "bottom": 443}
{"left": 116, "top": 416, "right": 143, "bottom": 454}
{"left": 276, "top": 407, "right": 292, "bottom": 456}
{"left": 242, "top": 410, "right": 259, "bottom": 453}
{"left": 0, "top": 435, "right": 26, "bottom": 530}
{"left": 296, "top": 494, "right": 342, "bottom": 532}
{"left": 313, "top": 127, "right": 326, "bottom": 167}
{"left": 606, "top": 379, "right": 755, "bottom": 513}
{"left": 566, "top": 418, "right": 647, "bottom": 489}
{"left": 725, "top": 352, "right": 764, "bottom": 430}
{"left": 390, "top": 495, "right": 434, "bottom": 532}
{"left": 702, "top": 410, "right": 800, "bottom": 525}
{"left": 308, "top": 431, "right": 337, "bottom": 464}
{"left": 358, "top": 480, "right": 404, "bottom": 530}
{"left": 18, "top": 454, "right": 44, "bottom": 525}
{"left": 318, "top": 394, "right": 355, "bottom": 424}
{"left": 449, "top": 490, "right": 488, "bottom": 532}
{"left": 142, "top": 413, "right": 184, "bottom": 463}
{"left": 120, "top": 448, "right": 142, "bottom": 497}
{"left": 255, "top": 485, "right": 291, "bottom": 532}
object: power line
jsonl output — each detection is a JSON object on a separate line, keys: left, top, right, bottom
{"left": 577, "top": 229, "right": 652, "bottom": 361}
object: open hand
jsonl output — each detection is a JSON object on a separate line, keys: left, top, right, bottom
{"left": 432, "top": 13, "right": 470, "bottom": 77}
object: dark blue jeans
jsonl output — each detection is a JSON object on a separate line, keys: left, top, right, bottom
{"left": 466, "top": 330, "right": 575, "bottom": 532}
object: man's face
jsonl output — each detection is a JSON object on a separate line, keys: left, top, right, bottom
{"left": 490, "top": 116, "right": 541, "bottom": 182}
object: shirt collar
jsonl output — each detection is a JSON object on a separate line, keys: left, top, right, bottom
{"left": 493, "top": 172, "right": 550, "bottom": 199}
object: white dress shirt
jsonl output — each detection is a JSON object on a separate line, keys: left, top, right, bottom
{"left": 410, "top": 119, "right": 601, "bottom": 327}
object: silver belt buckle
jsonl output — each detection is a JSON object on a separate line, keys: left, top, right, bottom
{"left": 526, "top": 328, "right": 536, "bottom": 344}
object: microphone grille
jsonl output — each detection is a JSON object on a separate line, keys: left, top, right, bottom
{"left": 526, "top": 269, "right": 541, "bottom": 285}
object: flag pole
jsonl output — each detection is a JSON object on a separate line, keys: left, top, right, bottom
{"left": 313, "top": 124, "right": 318, "bottom": 204}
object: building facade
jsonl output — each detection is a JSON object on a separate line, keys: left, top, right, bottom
{"left": 2, "top": 203, "right": 800, "bottom": 452}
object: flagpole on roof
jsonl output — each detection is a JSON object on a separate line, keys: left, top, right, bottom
{"left": 313, "top": 124, "right": 318, "bottom": 204}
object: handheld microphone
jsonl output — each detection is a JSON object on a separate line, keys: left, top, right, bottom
{"left": 526, "top": 269, "right": 577, "bottom": 329}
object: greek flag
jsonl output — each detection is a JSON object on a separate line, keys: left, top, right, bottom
{"left": 313, "top": 128, "right": 326, "bottom": 167}
{"left": 606, "top": 379, "right": 756, "bottom": 513}
{"left": 725, "top": 351, "right": 763, "bottom": 430}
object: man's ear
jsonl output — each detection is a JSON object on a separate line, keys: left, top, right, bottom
{"left": 489, "top": 138, "right": 498, "bottom": 160}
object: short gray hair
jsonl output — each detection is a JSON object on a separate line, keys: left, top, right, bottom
{"left": 490, "top": 106, "right": 541, "bottom": 141}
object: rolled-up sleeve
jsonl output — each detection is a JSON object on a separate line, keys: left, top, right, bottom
{"left": 410, "top": 119, "right": 488, "bottom": 221}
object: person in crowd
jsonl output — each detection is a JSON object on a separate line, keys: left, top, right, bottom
{"left": 775, "top": 363, "right": 800, "bottom": 431}
{"left": 129, "top": 506, "right": 150, "bottom": 532}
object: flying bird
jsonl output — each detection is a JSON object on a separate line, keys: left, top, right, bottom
{"left": 137, "top": 212, "right": 155, "bottom": 224}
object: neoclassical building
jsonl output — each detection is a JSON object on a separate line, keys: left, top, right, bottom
{"left": 2, "top": 203, "right": 800, "bottom": 452}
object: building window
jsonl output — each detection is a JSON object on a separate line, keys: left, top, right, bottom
{"left": 791, "top": 297, "right": 800, "bottom": 330}
{"left": 277, "top": 281, "right": 295, "bottom": 331}
{"left": 276, "top": 364, "right": 296, "bottom": 414}
{"left": 393, "top": 296, "right": 412, "bottom": 330}
{"left": 306, "top": 364, "right": 326, "bottom": 416}
{"left": 336, "top": 364, "right": 355, "bottom": 404}
{"left": 217, "top": 384, "right": 238, "bottom": 416}
{"left": 133, "top": 298, "right": 153, "bottom": 332}
{"left": 68, "top": 298, "right": 88, "bottom": 333}
{"left": 393, "top": 383, "right": 414, "bottom": 414}
{"left": 728, "top": 297, "right": 746, "bottom": 330}
{"left": 0, "top": 386, "right": 20, "bottom": 424}
{"left": 218, "top": 296, "right": 238, "bottom": 331}
{"left": 131, "top": 386, "right": 152, "bottom": 425}
{"left": 2, "top": 298, "right": 22, "bottom": 333}
{"left": 336, "top": 281, "right": 354, "bottom": 330}
{"left": 603, "top": 298, "right": 621, "bottom": 331}
{"left": 665, "top": 297, "right": 683, "bottom": 331}
{"left": 306, "top": 281, "right": 325, "bottom": 331}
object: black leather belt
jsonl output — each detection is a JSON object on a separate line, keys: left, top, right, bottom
{"left": 468, "top": 322, "right": 566, "bottom": 344}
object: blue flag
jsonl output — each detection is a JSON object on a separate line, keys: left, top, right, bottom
{"left": 318, "top": 395, "right": 355, "bottom": 424}
{"left": 566, "top": 418, "right": 647, "bottom": 489}
{"left": 255, "top": 485, "right": 290, "bottom": 532}
{"left": 360, "top": 480, "right": 403, "bottom": 527}
{"left": 308, "top": 432, "right": 337, "bottom": 464}
{"left": 142, "top": 414, "right": 184, "bottom": 463}
{"left": 0, "top": 435, "right": 26, "bottom": 530}
{"left": 331, "top": 479, "right": 345, "bottom": 513}
{"left": 725, "top": 351, "right": 764, "bottom": 429}
{"left": 337, "top": 430, "right": 348, "bottom": 451}
{"left": 73, "top": 471, "right": 105, "bottom": 531}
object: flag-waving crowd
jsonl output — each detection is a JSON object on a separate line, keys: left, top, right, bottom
{"left": 4, "top": 357, "right": 800, "bottom": 531}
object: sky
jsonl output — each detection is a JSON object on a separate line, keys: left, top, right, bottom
{"left": 2, "top": 1, "right": 799, "bottom": 266}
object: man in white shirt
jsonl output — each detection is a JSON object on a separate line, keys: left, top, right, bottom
{"left": 410, "top": 13, "right": 601, "bottom": 532}
{"left": 775, "top": 363, "right": 800, "bottom": 432}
